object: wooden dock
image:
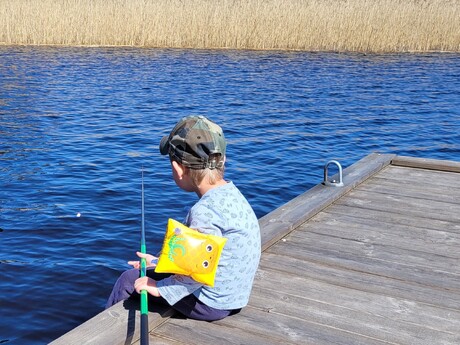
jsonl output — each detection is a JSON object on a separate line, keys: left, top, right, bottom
{"left": 51, "top": 153, "right": 460, "bottom": 345}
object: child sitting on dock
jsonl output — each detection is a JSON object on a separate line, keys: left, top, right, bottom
{"left": 106, "top": 115, "right": 261, "bottom": 321}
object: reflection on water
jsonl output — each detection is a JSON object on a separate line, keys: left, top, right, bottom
{"left": 0, "top": 47, "right": 459, "bottom": 344}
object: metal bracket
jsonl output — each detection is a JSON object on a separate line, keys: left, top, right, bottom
{"left": 323, "top": 160, "right": 344, "bottom": 187}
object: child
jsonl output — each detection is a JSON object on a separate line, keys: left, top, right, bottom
{"left": 106, "top": 115, "right": 261, "bottom": 321}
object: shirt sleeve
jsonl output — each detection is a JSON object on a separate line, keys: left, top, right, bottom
{"left": 156, "top": 275, "right": 202, "bottom": 305}
{"left": 156, "top": 194, "right": 224, "bottom": 306}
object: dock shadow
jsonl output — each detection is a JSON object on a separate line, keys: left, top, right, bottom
{"left": 122, "top": 299, "right": 137, "bottom": 345}
{"left": 122, "top": 297, "right": 177, "bottom": 344}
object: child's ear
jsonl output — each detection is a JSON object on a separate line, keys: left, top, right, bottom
{"left": 172, "top": 160, "right": 186, "bottom": 179}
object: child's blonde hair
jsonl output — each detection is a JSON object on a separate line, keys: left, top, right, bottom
{"left": 178, "top": 153, "right": 225, "bottom": 186}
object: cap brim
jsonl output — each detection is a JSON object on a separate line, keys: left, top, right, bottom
{"left": 159, "top": 136, "right": 170, "bottom": 155}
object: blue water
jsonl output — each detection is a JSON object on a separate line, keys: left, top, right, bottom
{"left": 0, "top": 46, "right": 459, "bottom": 344}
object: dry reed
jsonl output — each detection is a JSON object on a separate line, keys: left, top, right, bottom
{"left": 0, "top": 0, "right": 459, "bottom": 53}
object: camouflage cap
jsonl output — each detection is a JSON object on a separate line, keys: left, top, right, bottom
{"left": 159, "top": 115, "right": 226, "bottom": 170}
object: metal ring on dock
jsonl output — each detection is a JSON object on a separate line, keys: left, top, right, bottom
{"left": 323, "top": 160, "right": 344, "bottom": 187}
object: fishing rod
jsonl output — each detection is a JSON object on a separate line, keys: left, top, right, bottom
{"left": 140, "top": 168, "right": 149, "bottom": 345}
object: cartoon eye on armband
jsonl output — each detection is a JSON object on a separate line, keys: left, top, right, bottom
{"left": 155, "top": 218, "right": 227, "bottom": 287}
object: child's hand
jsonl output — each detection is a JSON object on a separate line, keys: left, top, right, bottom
{"left": 128, "top": 251, "right": 158, "bottom": 269}
{"left": 134, "top": 276, "right": 160, "bottom": 297}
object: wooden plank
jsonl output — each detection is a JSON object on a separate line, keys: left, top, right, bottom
{"left": 133, "top": 335, "right": 185, "bottom": 345}
{"left": 250, "top": 283, "right": 460, "bottom": 345}
{"left": 336, "top": 189, "right": 460, "bottom": 223}
{"left": 268, "top": 230, "right": 460, "bottom": 291}
{"left": 153, "top": 306, "right": 393, "bottom": 345}
{"left": 358, "top": 180, "right": 460, "bottom": 205}
{"left": 306, "top": 211, "right": 460, "bottom": 258}
{"left": 293, "top": 229, "right": 460, "bottom": 275}
{"left": 360, "top": 173, "right": 460, "bottom": 204}
{"left": 325, "top": 204, "right": 460, "bottom": 235}
{"left": 49, "top": 300, "right": 174, "bottom": 345}
{"left": 391, "top": 156, "right": 460, "bottom": 173}
{"left": 150, "top": 314, "right": 299, "bottom": 345}
{"left": 259, "top": 153, "right": 395, "bottom": 251}
{"left": 375, "top": 166, "right": 460, "bottom": 190}
{"left": 270, "top": 228, "right": 460, "bottom": 293}
{"left": 259, "top": 252, "right": 460, "bottom": 315}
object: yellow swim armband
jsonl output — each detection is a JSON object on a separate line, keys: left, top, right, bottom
{"left": 155, "top": 218, "right": 227, "bottom": 287}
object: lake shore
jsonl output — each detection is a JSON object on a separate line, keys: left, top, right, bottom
{"left": 1, "top": 0, "right": 459, "bottom": 53}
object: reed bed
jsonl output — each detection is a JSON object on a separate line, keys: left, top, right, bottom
{"left": 1, "top": 0, "right": 459, "bottom": 52}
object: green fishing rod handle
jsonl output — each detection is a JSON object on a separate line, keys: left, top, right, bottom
{"left": 139, "top": 251, "right": 148, "bottom": 314}
{"left": 140, "top": 290, "right": 149, "bottom": 315}
{"left": 140, "top": 257, "right": 147, "bottom": 277}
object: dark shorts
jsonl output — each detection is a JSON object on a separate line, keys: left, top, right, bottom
{"left": 106, "top": 268, "right": 240, "bottom": 322}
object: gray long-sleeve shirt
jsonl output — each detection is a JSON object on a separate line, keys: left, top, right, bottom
{"left": 157, "top": 181, "right": 261, "bottom": 310}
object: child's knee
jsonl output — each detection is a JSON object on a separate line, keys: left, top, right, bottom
{"left": 118, "top": 268, "right": 140, "bottom": 285}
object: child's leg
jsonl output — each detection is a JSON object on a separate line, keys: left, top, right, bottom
{"left": 105, "top": 268, "right": 170, "bottom": 309}
{"left": 172, "top": 294, "right": 240, "bottom": 321}
{"left": 105, "top": 268, "right": 139, "bottom": 308}
{"left": 106, "top": 270, "right": 239, "bottom": 321}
